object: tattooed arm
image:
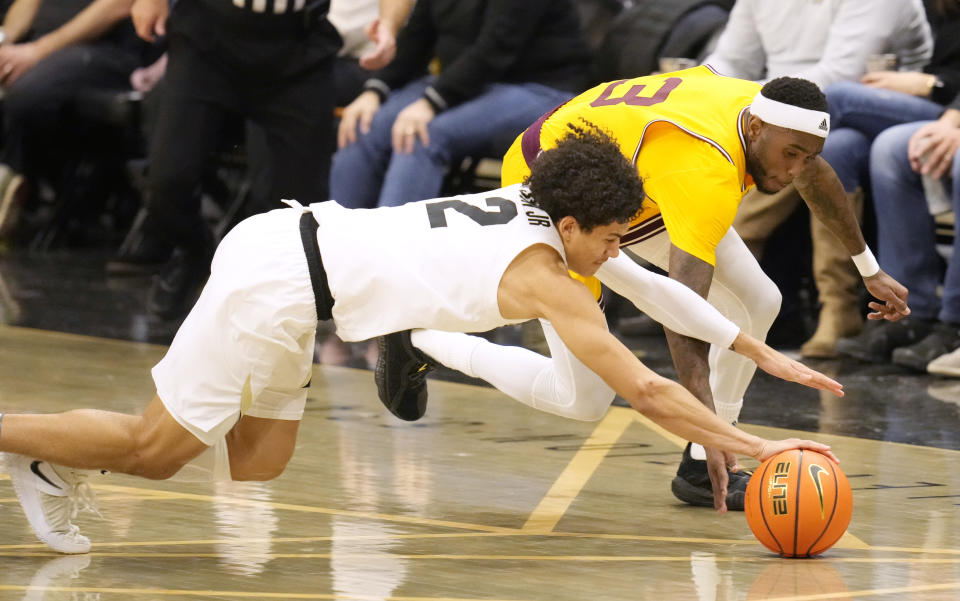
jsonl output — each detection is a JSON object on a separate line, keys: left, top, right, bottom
{"left": 794, "top": 156, "right": 910, "bottom": 321}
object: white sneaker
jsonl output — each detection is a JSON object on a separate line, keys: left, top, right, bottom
{"left": 5, "top": 454, "right": 99, "bottom": 554}
{"left": 928, "top": 346, "right": 960, "bottom": 377}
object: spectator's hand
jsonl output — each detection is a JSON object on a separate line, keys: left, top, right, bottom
{"left": 704, "top": 447, "right": 730, "bottom": 514}
{"left": 392, "top": 98, "right": 435, "bottom": 154}
{"left": 754, "top": 438, "right": 838, "bottom": 464}
{"left": 863, "top": 269, "right": 910, "bottom": 321}
{"left": 0, "top": 42, "right": 44, "bottom": 86}
{"left": 131, "top": 0, "right": 169, "bottom": 42}
{"left": 907, "top": 120, "right": 960, "bottom": 178}
{"left": 359, "top": 19, "right": 397, "bottom": 71}
{"left": 130, "top": 53, "right": 168, "bottom": 93}
{"left": 861, "top": 70, "right": 933, "bottom": 97}
{"left": 338, "top": 90, "right": 381, "bottom": 148}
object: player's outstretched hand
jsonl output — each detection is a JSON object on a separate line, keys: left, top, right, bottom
{"left": 733, "top": 333, "right": 843, "bottom": 397}
{"left": 755, "top": 438, "right": 839, "bottom": 464}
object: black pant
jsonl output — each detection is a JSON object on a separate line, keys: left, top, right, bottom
{"left": 145, "top": 0, "right": 339, "bottom": 251}
{"left": 0, "top": 43, "right": 139, "bottom": 173}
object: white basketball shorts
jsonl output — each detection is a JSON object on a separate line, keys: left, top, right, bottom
{"left": 152, "top": 207, "right": 318, "bottom": 445}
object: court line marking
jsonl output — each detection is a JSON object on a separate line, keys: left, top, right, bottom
{"left": 522, "top": 407, "right": 635, "bottom": 532}
{"left": 3, "top": 530, "right": 956, "bottom": 556}
{"left": 760, "top": 580, "right": 960, "bottom": 601}
{"left": 632, "top": 412, "right": 871, "bottom": 550}
{"left": 0, "top": 552, "right": 958, "bottom": 563}
{"left": 0, "top": 585, "right": 532, "bottom": 601}
{"left": 86, "top": 484, "right": 520, "bottom": 533}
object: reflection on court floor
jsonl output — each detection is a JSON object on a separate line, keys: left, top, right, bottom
{"left": 1, "top": 326, "right": 958, "bottom": 600}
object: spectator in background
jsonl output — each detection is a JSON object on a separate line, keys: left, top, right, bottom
{"left": 0, "top": 0, "right": 149, "bottom": 241}
{"left": 121, "top": 0, "right": 409, "bottom": 321}
{"left": 702, "top": 0, "right": 932, "bottom": 357}
{"left": 331, "top": 0, "right": 591, "bottom": 210}
{"left": 818, "top": 0, "right": 960, "bottom": 368}
{"left": 865, "top": 98, "right": 960, "bottom": 375}
{"left": 328, "top": 0, "right": 413, "bottom": 107}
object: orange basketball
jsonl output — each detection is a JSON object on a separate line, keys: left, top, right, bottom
{"left": 744, "top": 449, "right": 852, "bottom": 558}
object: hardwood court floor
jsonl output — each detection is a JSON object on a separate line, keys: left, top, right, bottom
{"left": 1, "top": 325, "right": 959, "bottom": 600}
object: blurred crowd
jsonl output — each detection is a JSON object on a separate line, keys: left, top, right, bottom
{"left": 0, "top": 0, "right": 958, "bottom": 377}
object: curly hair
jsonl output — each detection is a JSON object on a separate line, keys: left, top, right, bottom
{"left": 760, "top": 77, "right": 828, "bottom": 113}
{"left": 524, "top": 121, "right": 644, "bottom": 232}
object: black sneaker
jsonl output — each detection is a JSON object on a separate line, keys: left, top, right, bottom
{"left": 375, "top": 331, "right": 434, "bottom": 421}
{"left": 147, "top": 243, "right": 212, "bottom": 320}
{"left": 670, "top": 443, "right": 751, "bottom": 510}
{"left": 107, "top": 229, "right": 173, "bottom": 276}
{"left": 835, "top": 318, "right": 934, "bottom": 363}
{"left": 892, "top": 322, "right": 960, "bottom": 372}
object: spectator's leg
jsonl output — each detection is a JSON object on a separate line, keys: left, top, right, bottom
{"left": 927, "top": 151, "right": 960, "bottom": 375}
{"left": 870, "top": 122, "right": 940, "bottom": 319}
{"left": 801, "top": 127, "right": 870, "bottom": 358}
{"left": 250, "top": 55, "right": 336, "bottom": 207}
{"left": 826, "top": 81, "right": 945, "bottom": 136}
{"left": 329, "top": 78, "right": 431, "bottom": 209}
{"left": 732, "top": 187, "right": 802, "bottom": 259}
{"left": 376, "top": 82, "right": 572, "bottom": 207}
{"left": 0, "top": 44, "right": 138, "bottom": 237}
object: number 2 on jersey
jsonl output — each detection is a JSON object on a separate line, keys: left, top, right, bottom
{"left": 426, "top": 197, "right": 518, "bottom": 228}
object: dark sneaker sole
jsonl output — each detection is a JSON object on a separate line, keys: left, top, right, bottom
{"left": 671, "top": 473, "right": 749, "bottom": 511}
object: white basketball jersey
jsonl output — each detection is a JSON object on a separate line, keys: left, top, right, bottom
{"left": 311, "top": 184, "right": 565, "bottom": 341}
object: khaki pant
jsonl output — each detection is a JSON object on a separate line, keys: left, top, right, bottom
{"left": 734, "top": 185, "right": 863, "bottom": 311}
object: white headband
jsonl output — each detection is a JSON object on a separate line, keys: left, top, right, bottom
{"left": 750, "top": 91, "right": 830, "bottom": 138}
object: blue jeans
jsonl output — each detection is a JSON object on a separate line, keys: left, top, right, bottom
{"left": 330, "top": 76, "right": 573, "bottom": 208}
{"left": 822, "top": 82, "right": 944, "bottom": 192}
{"left": 871, "top": 121, "right": 960, "bottom": 323}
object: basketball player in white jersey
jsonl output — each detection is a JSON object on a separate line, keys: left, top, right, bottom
{"left": 0, "top": 124, "right": 839, "bottom": 554}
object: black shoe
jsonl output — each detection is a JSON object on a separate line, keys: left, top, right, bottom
{"left": 375, "top": 330, "right": 434, "bottom": 421}
{"left": 670, "top": 443, "right": 750, "bottom": 510}
{"left": 147, "top": 243, "right": 212, "bottom": 320}
{"left": 892, "top": 322, "right": 960, "bottom": 372}
{"left": 835, "top": 318, "right": 934, "bottom": 363}
{"left": 107, "top": 230, "right": 173, "bottom": 276}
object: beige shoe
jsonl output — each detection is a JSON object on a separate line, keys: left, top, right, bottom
{"left": 928, "top": 346, "right": 960, "bottom": 377}
{"left": 800, "top": 304, "right": 864, "bottom": 358}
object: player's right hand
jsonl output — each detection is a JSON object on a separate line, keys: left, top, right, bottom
{"left": 705, "top": 447, "right": 730, "bottom": 514}
{"left": 338, "top": 91, "right": 381, "bottom": 148}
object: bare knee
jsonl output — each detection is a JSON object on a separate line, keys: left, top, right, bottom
{"left": 224, "top": 417, "right": 298, "bottom": 481}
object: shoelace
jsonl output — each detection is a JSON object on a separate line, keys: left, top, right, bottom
{"left": 408, "top": 361, "right": 432, "bottom": 386}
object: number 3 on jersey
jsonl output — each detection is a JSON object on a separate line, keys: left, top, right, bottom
{"left": 426, "top": 197, "right": 518, "bottom": 228}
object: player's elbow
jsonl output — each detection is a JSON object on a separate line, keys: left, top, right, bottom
{"left": 624, "top": 375, "right": 675, "bottom": 417}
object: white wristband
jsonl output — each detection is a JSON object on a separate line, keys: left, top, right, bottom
{"left": 852, "top": 247, "right": 880, "bottom": 277}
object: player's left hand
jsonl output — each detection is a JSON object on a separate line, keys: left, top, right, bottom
{"left": 753, "top": 345, "right": 844, "bottom": 397}
{"left": 392, "top": 98, "right": 435, "bottom": 153}
{"left": 863, "top": 269, "right": 910, "bottom": 321}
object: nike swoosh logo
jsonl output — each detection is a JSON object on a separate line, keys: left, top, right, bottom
{"left": 808, "top": 463, "right": 829, "bottom": 517}
{"left": 30, "top": 460, "right": 62, "bottom": 490}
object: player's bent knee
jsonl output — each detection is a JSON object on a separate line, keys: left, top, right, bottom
{"left": 230, "top": 459, "right": 289, "bottom": 482}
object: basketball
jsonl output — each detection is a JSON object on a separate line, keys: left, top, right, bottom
{"left": 744, "top": 449, "right": 853, "bottom": 558}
